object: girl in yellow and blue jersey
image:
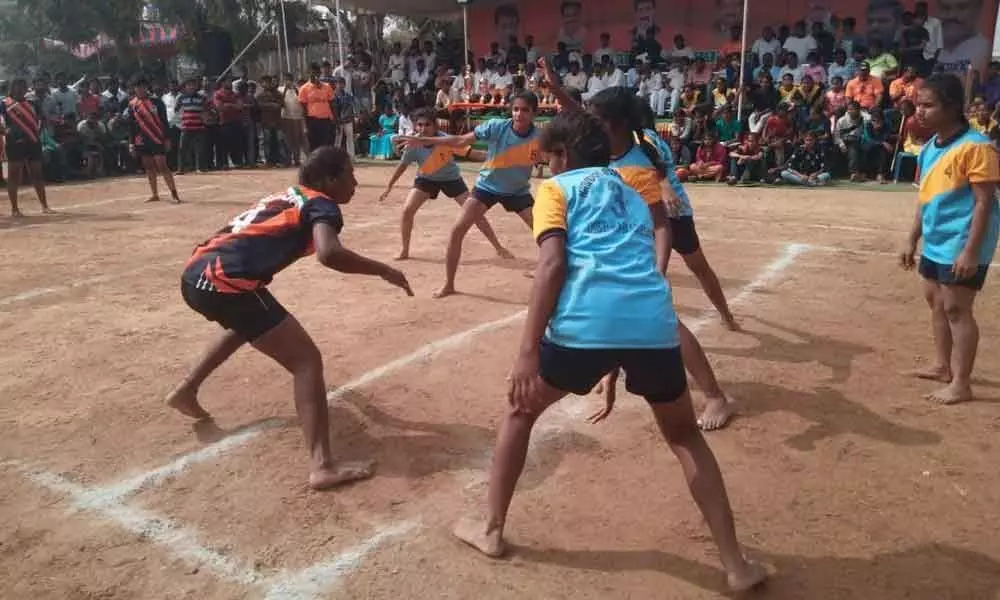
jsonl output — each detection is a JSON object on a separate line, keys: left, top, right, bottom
{"left": 900, "top": 74, "right": 1000, "bottom": 405}
{"left": 451, "top": 109, "right": 767, "bottom": 594}
{"left": 540, "top": 66, "right": 739, "bottom": 431}
{"left": 379, "top": 107, "right": 513, "bottom": 261}
{"left": 395, "top": 91, "right": 541, "bottom": 298}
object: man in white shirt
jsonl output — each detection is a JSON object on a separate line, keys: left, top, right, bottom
{"left": 914, "top": 1, "right": 943, "bottom": 60}
{"left": 410, "top": 59, "right": 431, "bottom": 91}
{"left": 782, "top": 20, "right": 818, "bottom": 63}
{"left": 643, "top": 68, "right": 673, "bottom": 116}
{"left": 386, "top": 42, "right": 406, "bottom": 85}
{"left": 279, "top": 73, "right": 305, "bottom": 166}
{"left": 601, "top": 56, "right": 627, "bottom": 88}
{"left": 668, "top": 34, "right": 695, "bottom": 60}
{"left": 594, "top": 33, "right": 615, "bottom": 67}
{"left": 48, "top": 72, "right": 80, "bottom": 122}
{"left": 333, "top": 57, "right": 354, "bottom": 94}
{"left": 422, "top": 40, "right": 437, "bottom": 73}
{"left": 490, "top": 63, "right": 514, "bottom": 90}
{"left": 563, "top": 61, "right": 589, "bottom": 90}
{"left": 582, "top": 66, "right": 607, "bottom": 101}
{"left": 751, "top": 27, "right": 783, "bottom": 63}
{"left": 664, "top": 60, "right": 686, "bottom": 114}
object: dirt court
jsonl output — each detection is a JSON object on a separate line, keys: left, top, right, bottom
{"left": 1, "top": 164, "right": 999, "bottom": 600}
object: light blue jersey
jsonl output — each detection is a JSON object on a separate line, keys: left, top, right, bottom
{"left": 643, "top": 128, "right": 693, "bottom": 217}
{"left": 400, "top": 132, "right": 463, "bottom": 182}
{"left": 532, "top": 167, "right": 679, "bottom": 349}
{"left": 917, "top": 128, "right": 1000, "bottom": 265}
{"left": 473, "top": 118, "right": 540, "bottom": 196}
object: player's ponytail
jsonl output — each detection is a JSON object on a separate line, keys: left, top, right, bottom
{"left": 590, "top": 87, "right": 667, "bottom": 179}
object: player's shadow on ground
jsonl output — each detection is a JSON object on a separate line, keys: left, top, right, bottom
{"left": 704, "top": 316, "right": 873, "bottom": 384}
{"left": 666, "top": 270, "right": 751, "bottom": 294}
{"left": 511, "top": 542, "right": 1000, "bottom": 599}
{"left": 724, "top": 382, "right": 941, "bottom": 450}
{"left": 405, "top": 255, "right": 536, "bottom": 272}
{"left": 192, "top": 416, "right": 294, "bottom": 445}
{"left": 333, "top": 390, "right": 600, "bottom": 490}
{"left": 0, "top": 211, "right": 136, "bottom": 230}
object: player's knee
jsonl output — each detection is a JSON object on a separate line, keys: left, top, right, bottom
{"left": 941, "top": 299, "right": 969, "bottom": 322}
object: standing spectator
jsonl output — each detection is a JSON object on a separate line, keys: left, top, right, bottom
{"left": 101, "top": 79, "right": 128, "bottom": 116}
{"left": 161, "top": 79, "right": 182, "bottom": 171}
{"left": 838, "top": 16, "right": 864, "bottom": 56}
{"left": 421, "top": 40, "right": 438, "bottom": 72}
{"left": 48, "top": 72, "right": 80, "bottom": 123}
{"left": 333, "top": 76, "right": 356, "bottom": 158}
{"left": 202, "top": 80, "right": 222, "bottom": 171}
{"left": 213, "top": 75, "right": 244, "bottom": 168}
{"left": 783, "top": 21, "right": 818, "bottom": 63}
{"left": 77, "top": 111, "right": 108, "bottom": 178}
{"left": 176, "top": 78, "right": 208, "bottom": 174}
{"left": 280, "top": 73, "right": 304, "bottom": 166}
{"left": 727, "top": 131, "right": 765, "bottom": 184}
{"left": 1, "top": 78, "right": 51, "bottom": 216}
{"left": 866, "top": 40, "right": 899, "bottom": 79}
{"left": 320, "top": 60, "right": 337, "bottom": 86}
{"left": 915, "top": 1, "right": 943, "bottom": 63}
{"left": 332, "top": 57, "right": 353, "bottom": 93}
{"left": 256, "top": 75, "right": 284, "bottom": 167}
{"left": 752, "top": 26, "right": 783, "bottom": 64}
{"left": 862, "top": 108, "right": 893, "bottom": 182}
{"left": 811, "top": 21, "right": 836, "bottom": 62}
{"left": 299, "top": 64, "right": 336, "bottom": 152}
{"left": 387, "top": 42, "right": 406, "bottom": 86}
{"left": 353, "top": 58, "right": 375, "bottom": 113}
{"left": 77, "top": 81, "right": 101, "bottom": 121}
{"left": 780, "top": 131, "right": 830, "bottom": 185}
{"left": 834, "top": 101, "right": 868, "bottom": 180}
{"left": 688, "top": 132, "right": 727, "bottom": 181}
{"left": 845, "top": 62, "right": 884, "bottom": 111}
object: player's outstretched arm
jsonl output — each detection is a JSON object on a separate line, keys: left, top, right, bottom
{"left": 313, "top": 222, "right": 414, "bottom": 295}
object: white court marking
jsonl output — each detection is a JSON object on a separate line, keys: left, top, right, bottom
{"left": 5, "top": 241, "right": 809, "bottom": 599}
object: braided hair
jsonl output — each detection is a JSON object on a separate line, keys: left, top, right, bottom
{"left": 588, "top": 87, "right": 667, "bottom": 178}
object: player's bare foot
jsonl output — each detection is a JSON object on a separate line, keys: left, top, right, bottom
{"left": 904, "top": 365, "right": 952, "bottom": 383}
{"left": 925, "top": 382, "right": 972, "bottom": 405}
{"left": 394, "top": 251, "right": 409, "bottom": 261}
{"left": 727, "top": 559, "right": 769, "bottom": 592}
{"left": 453, "top": 516, "right": 505, "bottom": 558}
{"left": 309, "top": 460, "right": 375, "bottom": 490}
{"left": 169, "top": 195, "right": 182, "bottom": 204}
{"left": 41, "top": 206, "right": 56, "bottom": 214}
{"left": 698, "top": 395, "right": 734, "bottom": 431}
{"left": 10, "top": 208, "right": 23, "bottom": 218}
{"left": 433, "top": 284, "right": 456, "bottom": 298}
{"left": 722, "top": 314, "right": 740, "bottom": 331}
{"left": 166, "top": 386, "right": 211, "bottom": 420}
{"left": 145, "top": 195, "right": 161, "bottom": 203}
{"left": 496, "top": 247, "right": 515, "bottom": 259}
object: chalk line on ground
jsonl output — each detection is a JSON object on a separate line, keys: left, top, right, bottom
{"left": 263, "top": 520, "right": 420, "bottom": 600}
{"left": 58, "top": 184, "right": 220, "bottom": 211}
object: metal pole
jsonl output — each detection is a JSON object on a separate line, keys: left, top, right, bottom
{"left": 218, "top": 18, "right": 274, "bottom": 81}
{"left": 463, "top": 5, "right": 470, "bottom": 68}
{"left": 275, "top": 19, "right": 283, "bottom": 77}
{"left": 335, "top": 0, "right": 345, "bottom": 66}
{"left": 736, "top": 0, "right": 749, "bottom": 120}
{"left": 280, "top": 0, "right": 292, "bottom": 72}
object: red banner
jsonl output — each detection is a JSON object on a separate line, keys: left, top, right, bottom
{"left": 470, "top": 0, "right": 998, "bottom": 74}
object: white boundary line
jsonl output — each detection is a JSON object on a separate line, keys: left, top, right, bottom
{"left": 58, "top": 184, "right": 221, "bottom": 211}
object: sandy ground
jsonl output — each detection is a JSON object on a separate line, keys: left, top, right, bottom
{"left": 1, "top": 165, "right": 999, "bottom": 600}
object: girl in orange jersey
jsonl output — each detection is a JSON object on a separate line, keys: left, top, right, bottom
{"left": 124, "top": 76, "right": 180, "bottom": 203}
{"left": 168, "top": 147, "right": 413, "bottom": 490}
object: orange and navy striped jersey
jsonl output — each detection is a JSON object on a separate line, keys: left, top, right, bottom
{"left": 0, "top": 97, "right": 42, "bottom": 144}
{"left": 182, "top": 186, "right": 344, "bottom": 293}
{"left": 123, "top": 96, "right": 168, "bottom": 147}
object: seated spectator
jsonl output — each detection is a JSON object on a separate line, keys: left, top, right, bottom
{"left": 899, "top": 99, "right": 931, "bottom": 155}
{"left": 824, "top": 75, "right": 847, "bottom": 117}
{"left": 798, "top": 75, "right": 823, "bottom": 116}
{"left": 764, "top": 103, "right": 796, "bottom": 167}
{"left": 866, "top": 40, "right": 898, "bottom": 80}
{"left": 689, "top": 109, "right": 714, "bottom": 147}
{"left": 635, "top": 28, "right": 664, "bottom": 64}
{"left": 780, "top": 53, "right": 804, "bottom": 83}
{"left": 435, "top": 77, "right": 452, "bottom": 111}
{"left": 778, "top": 74, "right": 801, "bottom": 105}
{"left": 410, "top": 58, "right": 432, "bottom": 93}
{"left": 563, "top": 61, "right": 588, "bottom": 91}
{"left": 727, "top": 132, "right": 765, "bottom": 184}
{"left": 889, "top": 66, "right": 924, "bottom": 105}
{"left": 970, "top": 102, "right": 995, "bottom": 136}
{"left": 594, "top": 32, "right": 615, "bottom": 66}
{"left": 747, "top": 73, "right": 780, "bottom": 113}
{"left": 601, "top": 55, "right": 626, "bottom": 88}
{"left": 583, "top": 65, "right": 606, "bottom": 102}
{"left": 670, "top": 135, "right": 694, "bottom": 180}
{"left": 780, "top": 132, "right": 831, "bottom": 186}
{"left": 747, "top": 104, "right": 771, "bottom": 135}
{"left": 490, "top": 63, "right": 514, "bottom": 91}
{"left": 802, "top": 50, "right": 828, "bottom": 84}
{"left": 686, "top": 57, "right": 713, "bottom": 93}
{"left": 754, "top": 53, "right": 781, "bottom": 82}
{"left": 862, "top": 109, "right": 894, "bottom": 183}
{"left": 688, "top": 132, "right": 727, "bottom": 181}
{"left": 827, "top": 49, "right": 854, "bottom": 83}
{"left": 76, "top": 112, "right": 108, "bottom": 178}
{"left": 845, "top": 62, "right": 883, "bottom": 111}
{"left": 78, "top": 81, "right": 101, "bottom": 121}
{"left": 834, "top": 101, "right": 868, "bottom": 181}
{"left": 669, "top": 108, "right": 692, "bottom": 144}
{"left": 680, "top": 84, "right": 702, "bottom": 112}
{"left": 802, "top": 104, "right": 833, "bottom": 147}
{"left": 711, "top": 77, "right": 734, "bottom": 110}
{"left": 370, "top": 103, "right": 399, "bottom": 159}
{"left": 715, "top": 104, "right": 742, "bottom": 147}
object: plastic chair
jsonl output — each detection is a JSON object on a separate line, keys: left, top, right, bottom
{"left": 892, "top": 151, "right": 917, "bottom": 183}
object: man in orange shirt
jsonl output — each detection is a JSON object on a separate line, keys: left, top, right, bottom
{"left": 888, "top": 65, "right": 924, "bottom": 107}
{"left": 298, "top": 63, "right": 336, "bottom": 151}
{"left": 844, "top": 62, "right": 884, "bottom": 111}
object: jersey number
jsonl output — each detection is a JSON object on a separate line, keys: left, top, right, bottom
{"left": 228, "top": 193, "right": 297, "bottom": 233}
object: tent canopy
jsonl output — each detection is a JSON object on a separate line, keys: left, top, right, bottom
{"left": 314, "top": 0, "right": 465, "bottom": 18}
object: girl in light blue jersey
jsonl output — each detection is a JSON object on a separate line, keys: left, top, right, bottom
{"left": 541, "top": 64, "right": 738, "bottom": 430}
{"left": 396, "top": 91, "right": 540, "bottom": 298}
{"left": 379, "top": 107, "right": 513, "bottom": 261}
{"left": 900, "top": 74, "right": 1000, "bottom": 404}
{"left": 452, "top": 110, "right": 767, "bottom": 593}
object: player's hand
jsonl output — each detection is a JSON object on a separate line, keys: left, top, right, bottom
{"left": 507, "top": 351, "right": 543, "bottom": 415}
{"left": 587, "top": 374, "right": 617, "bottom": 424}
{"left": 953, "top": 249, "right": 977, "bottom": 281}
{"left": 663, "top": 190, "right": 682, "bottom": 216}
{"left": 899, "top": 240, "right": 917, "bottom": 270}
{"left": 380, "top": 265, "right": 414, "bottom": 296}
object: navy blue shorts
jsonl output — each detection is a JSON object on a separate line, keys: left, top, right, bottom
{"left": 919, "top": 255, "right": 989, "bottom": 290}
{"left": 670, "top": 215, "right": 701, "bottom": 255}
{"left": 539, "top": 339, "right": 687, "bottom": 403}
{"left": 414, "top": 177, "right": 468, "bottom": 199}
{"left": 472, "top": 187, "right": 533, "bottom": 213}
{"left": 181, "top": 279, "right": 288, "bottom": 341}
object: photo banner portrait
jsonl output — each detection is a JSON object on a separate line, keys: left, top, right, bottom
{"left": 470, "top": 0, "right": 999, "bottom": 74}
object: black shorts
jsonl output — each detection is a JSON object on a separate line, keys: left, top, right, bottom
{"left": 472, "top": 187, "right": 533, "bottom": 213}
{"left": 539, "top": 339, "right": 687, "bottom": 403}
{"left": 918, "top": 256, "right": 989, "bottom": 290}
{"left": 6, "top": 139, "right": 43, "bottom": 162}
{"left": 135, "top": 142, "right": 167, "bottom": 157}
{"left": 670, "top": 215, "right": 701, "bottom": 255}
{"left": 181, "top": 280, "right": 288, "bottom": 341}
{"left": 414, "top": 177, "right": 468, "bottom": 199}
